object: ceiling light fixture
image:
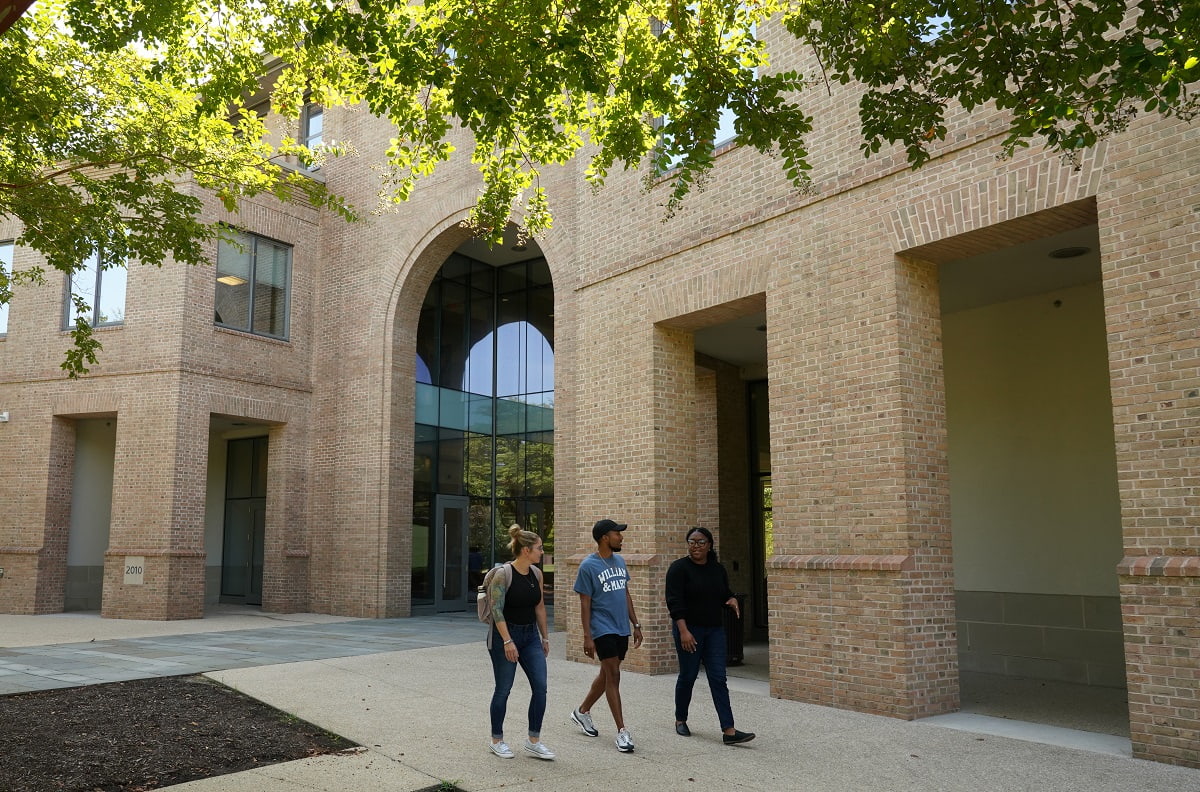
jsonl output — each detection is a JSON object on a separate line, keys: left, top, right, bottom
{"left": 217, "top": 274, "right": 248, "bottom": 285}
{"left": 1048, "top": 246, "right": 1090, "bottom": 259}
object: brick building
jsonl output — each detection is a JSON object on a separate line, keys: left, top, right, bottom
{"left": 1, "top": 32, "right": 1198, "bottom": 768}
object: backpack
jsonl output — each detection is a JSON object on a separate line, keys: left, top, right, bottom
{"left": 476, "top": 563, "right": 513, "bottom": 624}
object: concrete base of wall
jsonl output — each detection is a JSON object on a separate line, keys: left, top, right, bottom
{"left": 956, "top": 590, "right": 1126, "bottom": 688}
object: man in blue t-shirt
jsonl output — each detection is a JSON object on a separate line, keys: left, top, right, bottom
{"left": 570, "top": 518, "right": 643, "bottom": 753}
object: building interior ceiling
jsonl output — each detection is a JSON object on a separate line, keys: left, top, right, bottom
{"left": 692, "top": 224, "right": 1102, "bottom": 372}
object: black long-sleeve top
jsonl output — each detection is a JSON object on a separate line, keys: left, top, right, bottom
{"left": 664, "top": 556, "right": 734, "bottom": 627}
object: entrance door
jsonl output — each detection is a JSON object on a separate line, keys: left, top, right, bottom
{"left": 434, "top": 494, "right": 470, "bottom": 612}
{"left": 221, "top": 499, "right": 264, "bottom": 605}
{"left": 220, "top": 436, "right": 267, "bottom": 606}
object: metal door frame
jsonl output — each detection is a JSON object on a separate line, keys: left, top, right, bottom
{"left": 433, "top": 494, "right": 470, "bottom": 612}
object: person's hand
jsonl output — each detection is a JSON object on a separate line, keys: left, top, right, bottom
{"left": 726, "top": 597, "right": 740, "bottom": 619}
{"left": 504, "top": 641, "right": 519, "bottom": 662}
{"left": 541, "top": 636, "right": 550, "bottom": 657}
{"left": 583, "top": 636, "right": 595, "bottom": 658}
{"left": 632, "top": 625, "right": 643, "bottom": 648}
{"left": 679, "top": 629, "right": 696, "bottom": 653}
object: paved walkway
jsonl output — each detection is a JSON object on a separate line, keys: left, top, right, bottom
{"left": 0, "top": 611, "right": 482, "bottom": 694}
{"left": 3, "top": 608, "right": 1199, "bottom": 792}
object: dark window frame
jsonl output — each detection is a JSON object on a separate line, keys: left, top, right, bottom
{"left": 214, "top": 229, "right": 293, "bottom": 340}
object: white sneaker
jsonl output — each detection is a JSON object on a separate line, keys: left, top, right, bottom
{"left": 490, "top": 741, "right": 515, "bottom": 758}
{"left": 615, "top": 728, "right": 635, "bottom": 753}
{"left": 524, "top": 740, "right": 556, "bottom": 760}
{"left": 570, "top": 708, "right": 599, "bottom": 737}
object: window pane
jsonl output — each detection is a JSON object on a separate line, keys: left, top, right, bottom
{"left": 95, "top": 262, "right": 126, "bottom": 326}
{"left": 414, "top": 424, "right": 437, "bottom": 495}
{"left": 67, "top": 252, "right": 100, "bottom": 327}
{"left": 464, "top": 287, "right": 493, "bottom": 395}
{"left": 438, "top": 387, "right": 470, "bottom": 431}
{"left": 439, "top": 279, "right": 468, "bottom": 386}
{"left": 415, "top": 382, "right": 440, "bottom": 425}
{"left": 253, "top": 241, "right": 289, "bottom": 337}
{"left": 215, "top": 237, "right": 251, "bottom": 329}
{"left": 526, "top": 391, "right": 554, "bottom": 434}
{"left": 466, "top": 392, "right": 492, "bottom": 434}
{"left": 0, "top": 241, "right": 12, "bottom": 335}
{"left": 411, "top": 496, "right": 433, "bottom": 603}
{"left": 437, "top": 428, "right": 466, "bottom": 495}
{"left": 303, "top": 105, "right": 323, "bottom": 147}
{"left": 495, "top": 395, "right": 525, "bottom": 436}
{"left": 494, "top": 322, "right": 522, "bottom": 397}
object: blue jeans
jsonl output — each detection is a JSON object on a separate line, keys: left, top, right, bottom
{"left": 489, "top": 622, "right": 547, "bottom": 740}
{"left": 673, "top": 623, "right": 734, "bottom": 731}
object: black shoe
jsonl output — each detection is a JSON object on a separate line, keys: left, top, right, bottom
{"left": 722, "top": 729, "right": 755, "bottom": 745}
{"left": 675, "top": 722, "right": 691, "bottom": 736}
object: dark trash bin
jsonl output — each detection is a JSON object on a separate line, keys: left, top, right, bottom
{"left": 724, "top": 593, "right": 746, "bottom": 666}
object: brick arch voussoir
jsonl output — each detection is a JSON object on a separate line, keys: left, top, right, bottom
{"left": 887, "top": 142, "right": 1107, "bottom": 258}
{"left": 645, "top": 259, "right": 770, "bottom": 330}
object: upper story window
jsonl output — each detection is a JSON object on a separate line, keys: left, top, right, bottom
{"left": 214, "top": 230, "right": 291, "bottom": 340}
{"left": 301, "top": 103, "right": 323, "bottom": 149}
{"left": 0, "top": 241, "right": 12, "bottom": 337}
{"left": 64, "top": 248, "right": 126, "bottom": 328}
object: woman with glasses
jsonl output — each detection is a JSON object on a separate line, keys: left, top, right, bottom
{"left": 664, "top": 526, "right": 756, "bottom": 745}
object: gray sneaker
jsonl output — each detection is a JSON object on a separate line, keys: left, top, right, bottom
{"left": 524, "top": 740, "right": 556, "bottom": 760}
{"left": 571, "top": 708, "right": 599, "bottom": 737}
{"left": 490, "top": 741, "right": 515, "bottom": 758}
{"left": 615, "top": 727, "right": 635, "bottom": 753}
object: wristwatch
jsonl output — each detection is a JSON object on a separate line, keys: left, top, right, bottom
{"left": 633, "top": 623, "right": 641, "bottom": 629}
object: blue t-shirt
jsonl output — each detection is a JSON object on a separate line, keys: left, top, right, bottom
{"left": 574, "top": 552, "right": 631, "bottom": 639}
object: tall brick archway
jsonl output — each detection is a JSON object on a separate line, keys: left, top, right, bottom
{"left": 380, "top": 215, "right": 576, "bottom": 618}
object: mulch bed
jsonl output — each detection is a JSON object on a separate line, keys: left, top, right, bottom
{"left": 0, "top": 675, "right": 358, "bottom": 791}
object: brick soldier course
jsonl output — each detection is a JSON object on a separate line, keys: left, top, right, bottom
{"left": 1, "top": 26, "right": 1197, "bottom": 768}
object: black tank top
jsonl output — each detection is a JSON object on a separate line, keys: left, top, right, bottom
{"left": 503, "top": 567, "right": 542, "bottom": 625}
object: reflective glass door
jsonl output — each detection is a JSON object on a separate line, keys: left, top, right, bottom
{"left": 434, "top": 494, "right": 470, "bottom": 612}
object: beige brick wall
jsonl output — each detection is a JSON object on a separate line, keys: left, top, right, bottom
{"left": 0, "top": 26, "right": 1198, "bottom": 767}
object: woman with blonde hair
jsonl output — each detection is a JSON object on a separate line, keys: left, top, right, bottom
{"left": 486, "top": 524, "right": 554, "bottom": 760}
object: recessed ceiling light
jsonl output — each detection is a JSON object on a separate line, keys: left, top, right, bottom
{"left": 1049, "top": 246, "right": 1090, "bottom": 259}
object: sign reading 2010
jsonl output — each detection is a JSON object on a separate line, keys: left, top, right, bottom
{"left": 124, "top": 556, "right": 145, "bottom": 585}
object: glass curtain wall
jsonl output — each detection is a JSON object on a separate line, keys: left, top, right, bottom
{"left": 412, "top": 253, "right": 554, "bottom": 607}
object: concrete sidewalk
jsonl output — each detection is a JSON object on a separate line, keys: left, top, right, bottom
{"left": 188, "top": 644, "right": 1199, "bottom": 792}
{"left": 3, "top": 611, "right": 1199, "bottom": 792}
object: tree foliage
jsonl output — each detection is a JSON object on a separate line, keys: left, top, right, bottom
{"left": 1, "top": 0, "right": 1197, "bottom": 375}
{"left": 787, "top": 0, "right": 1199, "bottom": 165}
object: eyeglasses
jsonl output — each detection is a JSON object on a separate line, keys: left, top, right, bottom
{"left": 687, "top": 539, "right": 709, "bottom": 546}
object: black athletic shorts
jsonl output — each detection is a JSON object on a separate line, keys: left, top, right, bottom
{"left": 593, "top": 633, "right": 629, "bottom": 661}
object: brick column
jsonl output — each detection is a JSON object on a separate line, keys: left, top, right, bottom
{"left": 261, "top": 420, "right": 311, "bottom": 613}
{"left": 1101, "top": 155, "right": 1200, "bottom": 767}
{"left": 566, "top": 321, "right": 696, "bottom": 674}
{"left": 0, "top": 416, "right": 74, "bottom": 614}
{"left": 767, "top": 255, "right": 957, "bottom": 719}
{"left": 102, "top": 388, "right": 208, "bottom": 619}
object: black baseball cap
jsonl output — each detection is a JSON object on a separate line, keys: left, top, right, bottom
{"left": 592, "top": 518, "right": 627, "bottom": 542}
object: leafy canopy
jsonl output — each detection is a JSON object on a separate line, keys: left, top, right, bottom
{"left": 1, "top": 0, "right": 1196, "bottom": 375}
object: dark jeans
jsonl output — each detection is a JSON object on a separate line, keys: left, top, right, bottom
{"left": 673, "top": 623, "right": 734, "bottom": 731}
{"left": 489, "top": 622, "right": 547, "bottom": 740}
